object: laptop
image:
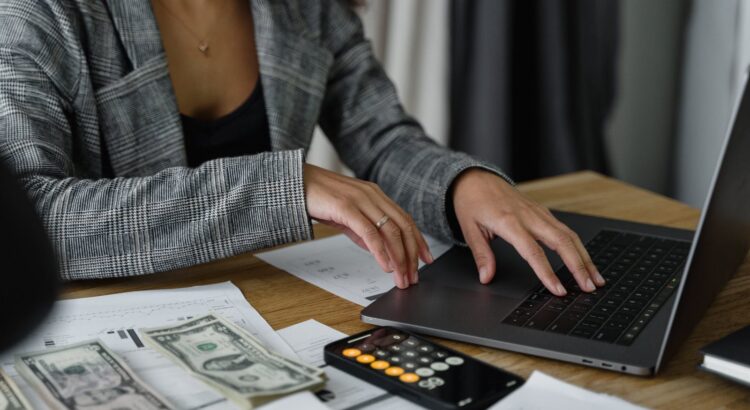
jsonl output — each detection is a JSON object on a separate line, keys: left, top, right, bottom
{"left": 361, "top": 81, "right": 750, "bottom": 376}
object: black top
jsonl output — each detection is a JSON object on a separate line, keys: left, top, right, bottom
{"left": 181, "top": 81, "right": 271, "bottom": 167}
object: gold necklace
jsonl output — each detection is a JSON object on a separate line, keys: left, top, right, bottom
{"left": 155, "top": 0, "right": 228, "bottom": 55}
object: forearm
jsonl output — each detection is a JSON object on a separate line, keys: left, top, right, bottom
{"left": 22, "top": 151, "right": 312, "bottom": 280}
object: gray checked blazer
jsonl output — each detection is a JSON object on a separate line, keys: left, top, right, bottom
{"left": 0, "top": 0, "right": 511, "bottom": 280}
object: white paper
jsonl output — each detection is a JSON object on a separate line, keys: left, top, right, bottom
{"left": 489, "top": 371, "right": 648, "bottom": 410}
{"left": 278, "top": 320, "right": 423, "bottom": 410}
{"left": 258, "top": 391, "right": 330, "bottom": 410}
{"left": 0, "top": 282, "right": 295, "bottom": 410}
{"left": 257, "top": 234, "right": 451, "bottom": 306}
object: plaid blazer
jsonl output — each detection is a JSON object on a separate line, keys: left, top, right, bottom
{"left": 0, "top": 0, "right": 511, "bottom": 280}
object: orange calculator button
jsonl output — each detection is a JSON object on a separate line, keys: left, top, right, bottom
{"left": 399, "top": 373, "right": 420, "bottom": 383}
{"left": 385, "top": 366, "right": 405, "bottom": 376}
{"left": 342, "top": 348, "right": 362, "bottom": 358}
{"left": 356, "top": 354, "right": 376, "bottom": 364}
{"left": 371, "top": 360, "right": 390, "bottom": 370}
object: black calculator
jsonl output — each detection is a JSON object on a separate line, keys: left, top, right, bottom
{"left": 324, "top": 326, "right": 524, "bottom": 409}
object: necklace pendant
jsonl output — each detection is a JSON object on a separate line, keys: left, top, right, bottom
{"left": 198, "top": 41, "right": 209, "bottom": 54}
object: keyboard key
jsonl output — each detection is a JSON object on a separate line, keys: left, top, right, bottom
{"left": 593, "top": 328, "right": 623, "bottom": 343}
{"left": 579, "top": 320, "right": 603, "bottom": 330}
{"left": 588, "top": 312, "right": 609, "bottom": 322}
{"left": 594, "top": 305, "right": 615, "bottom": 316}
{"left": 612, "top": 312, "right": 635, "bottom": 323}
{"left": 561, "top": 311, "right": 585, "bottom": 321}
{"left": 525, "top": 309, "right": 559, "bottom": 330}
{"left": 548, "top": 317, "right": 578, "bottom": 334}
{"left": 571, "top": 327, "right": 595, "bottom": 339}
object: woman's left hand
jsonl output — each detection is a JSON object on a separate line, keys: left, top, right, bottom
{"left": 452, "top": 169, "right": 606, "bottom": 297}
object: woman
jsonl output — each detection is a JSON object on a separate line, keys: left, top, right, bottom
{"left": 0, "top": 0, "right": 604, "bottom": 295}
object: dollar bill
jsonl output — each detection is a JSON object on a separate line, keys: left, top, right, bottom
{"left": 0, "top": 369, "right": 32, "bottom": 410}
{"left": 14, "top": 340, "right": 173, "bottom": 410}
{"left": 141, "top": 314, "right": 326, "bottom": 408}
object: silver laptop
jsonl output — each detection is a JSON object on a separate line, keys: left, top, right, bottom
{"left": 361, "top": 81, "right": 750, "bottom": 376}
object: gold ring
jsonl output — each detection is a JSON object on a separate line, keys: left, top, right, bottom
{"left": 375, "top": 215, "right": 391, "bottom": 230}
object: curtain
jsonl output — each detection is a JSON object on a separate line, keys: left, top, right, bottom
{"left": 449, "top": 0, "right": 619, "bottom": 182}
{"left": 306, "top": 0, "right": 450, "bottom": 173}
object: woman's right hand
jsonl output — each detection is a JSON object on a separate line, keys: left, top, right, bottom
{"left": 303, "top": 164, "right": 433, "bottom": 289}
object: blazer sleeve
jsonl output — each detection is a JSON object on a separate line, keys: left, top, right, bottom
{"left": 316, "top": 0, "right": 514, "bottom": 244}
{"left": 0, "top": 22, "right": 312, "bottom": 280}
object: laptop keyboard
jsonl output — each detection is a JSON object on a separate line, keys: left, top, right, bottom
{"left": 501, "top": 230, "right": 690, "bottom": 345}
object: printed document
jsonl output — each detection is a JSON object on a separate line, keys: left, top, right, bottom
{"left": 257, "top": 234, "right": 451, "bottom": 306}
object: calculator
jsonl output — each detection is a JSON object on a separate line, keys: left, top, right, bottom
{"left": 324, "top": 326, "right": 524, "bottom": 409}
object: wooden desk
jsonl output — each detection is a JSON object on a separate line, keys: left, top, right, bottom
{"left": 63, "top": 171, "right": 750, "bottom": 409}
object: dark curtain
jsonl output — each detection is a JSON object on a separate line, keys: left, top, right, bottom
{"left": 450, "top": 0, "right": 619, "bottom": 182}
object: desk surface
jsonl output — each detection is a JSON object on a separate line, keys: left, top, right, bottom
{"left": 63, "top": 171, "right": 750, "bottom": 409}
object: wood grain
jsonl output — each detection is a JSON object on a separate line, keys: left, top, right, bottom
{"left": 62, "top": 171, "right": 750, "bottom": 409}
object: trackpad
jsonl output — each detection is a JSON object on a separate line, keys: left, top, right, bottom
{"left": 419, "top": 238, "right": 544, "bottom": 300}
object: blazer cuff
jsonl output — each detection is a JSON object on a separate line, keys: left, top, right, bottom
{"left": 222, "top": 149, "right": 314, "bottom": 251}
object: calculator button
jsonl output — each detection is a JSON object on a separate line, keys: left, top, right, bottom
{"left": 399, "top": 373, "right": 420, "bottom": 383}
{"left": 418, "top": 356, "right": 434, "bottom": 364}
{"left": 370, "top": 360, "right": 390, "bottom": 370}
{"left": 356, "top": 354, "right": 375, "bottom": 364}
{"left": 404, "top": 337, "right": 420, "bottom": 347}
{"left": 389, "top": 345, "right": 403, "bottom": 352}
{"left": 385, "top": 366, "right": 405, "bottom": 376}
{"left": 357, "top": 343, "right": 376, "bottom": 353}
{"left": 390, "top": 334, "right": 405, "bottom": 342}
{"left": 403, "top": 350, "right": 418, "bottom": 359}
{"left": 403, "top": 362, "right": 417, "bottom": 370}
{"left": 374, "top": 349, "right": 389, "bottom": 358}
{"left": 417, "top": 345, "right": 434, "bottom": 353}
{"left": 445, "top": 356, "right": 464, "bottom": 366}
{"left": 343, "top": 348, "right": 361, "bottom": 358}
{"left": 430, "top": 362, "right": 449, "bottom": 371}
{"left": 389, "top": 356, "right": 403, "bottom": 364}
{"left": 418, "top": 377, "right": 445, "bottom": 390}
{"left": 432, "top": 351, "right": 448, "bottom": 359}
{"left": 415, "top": 367, "right": 435, "bottom": 377}
{"left": 429, "top": 377, "right": 445, "bottom": 387}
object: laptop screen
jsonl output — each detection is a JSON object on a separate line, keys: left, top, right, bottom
{"left": 657, "top": 79, "right": 750, "bottom": 370}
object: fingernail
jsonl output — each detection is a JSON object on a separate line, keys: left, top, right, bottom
{"left": 479, "top": 267, "right": 489, "bottom": 283}
{"left": 427, "top": 251, "right": 435, "bottom": 264}
{"left": 412, "top": 272, "right": 419, "bottom": 284}
{"left": 556, "top": 284, "right": 567, "bottom": 296}
{"left": 585, "top": 278, "right": 595, "bottom": 292}
{"left": 595, "top": 272, "right": 606, "bottom": 285}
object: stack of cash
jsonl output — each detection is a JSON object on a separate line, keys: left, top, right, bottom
{"left": 0, "top": 369, "right": 32, "bottom": 410}
{"left": 14, "top": 340, "right": 173, "bottom": 409}
{"left": 140, "top": 314, "right": 326, "bottom": 409}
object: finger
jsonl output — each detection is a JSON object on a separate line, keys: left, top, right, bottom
{"left": 365, "top": 183, "right": 432, "bottom": 266}
{"left": 494, "top": 219, "right": 567, "bottom": 296}
{"left": 526, "top": 214, "right": 597, "bottom": 292}
{"left": 462, "top": 223, "right": 496, "bottom": 284}
{"left": 540, "top": 211, "right": 604, "bottom": 286}
{"left": 374, "top": 201, "right": 425, "bottom": 284}
{"left": 379, "top": 219, "right": 410, "bottom": 289}
{"left": 355, "top": 199, "right": 410, "bottom": 289}
{"left": 335, "top": 206, "right": 395, "bottom": 280}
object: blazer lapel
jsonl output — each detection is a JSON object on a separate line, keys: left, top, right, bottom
{"left": 105, "top": 0, "right": 166, "bottom": 68}
{"left": 251, "top": 0, "right": 333, "bottom": 152}
{"left": 100, "top": 0, "right": 186, "bottom": 176}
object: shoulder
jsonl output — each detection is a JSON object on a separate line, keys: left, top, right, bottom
{"left": 0, "top": 0, "right": 84, "bottom": 98}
